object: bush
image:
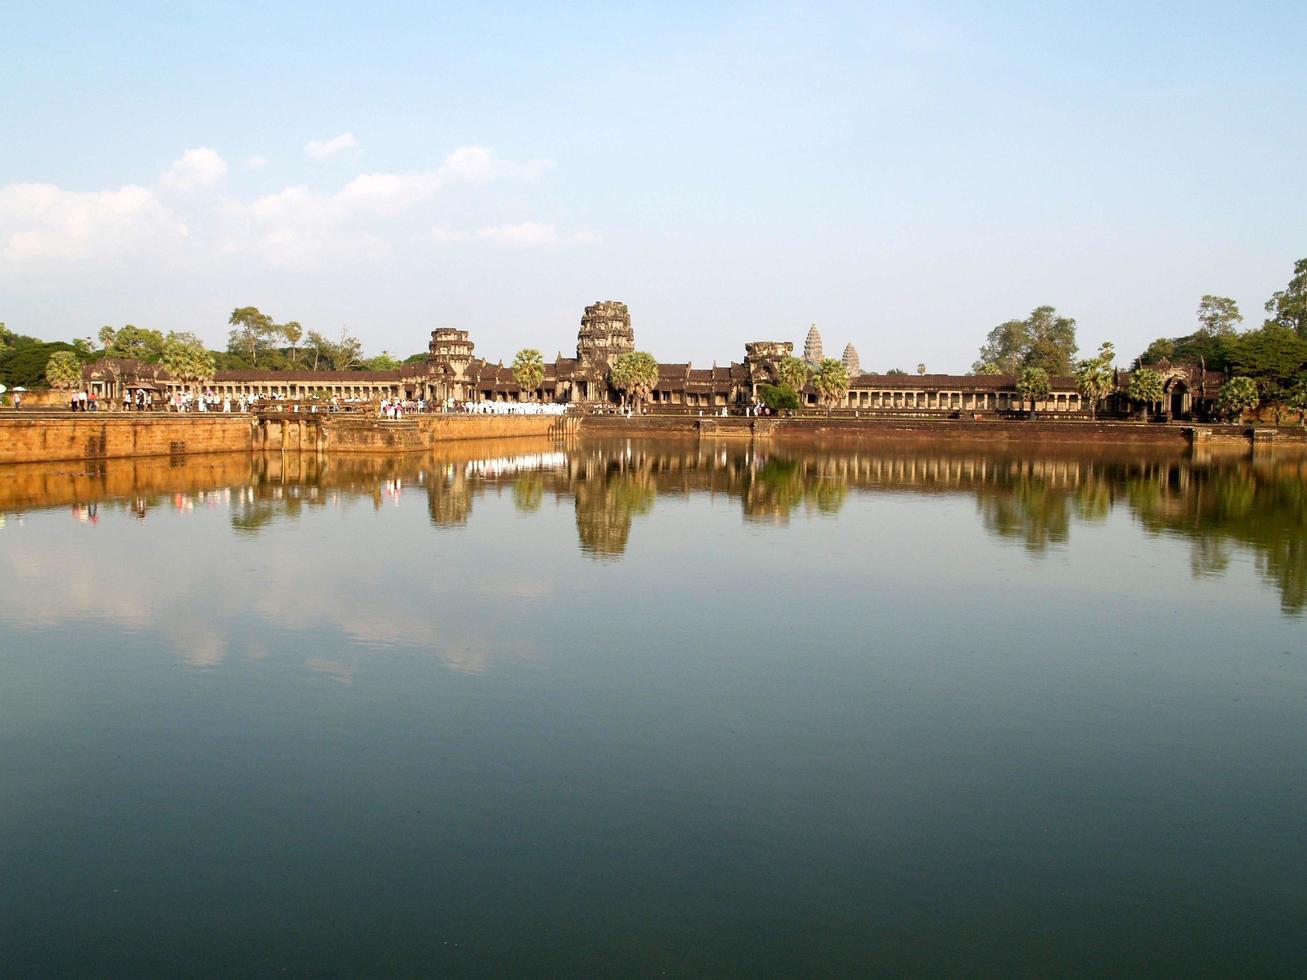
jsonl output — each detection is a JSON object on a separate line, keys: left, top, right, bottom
{"left": 757, "top": 383, "right": 799, "bottom": 411}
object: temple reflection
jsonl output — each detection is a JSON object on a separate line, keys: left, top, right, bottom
{"left": 2, "top": 439, "right": 1304, "bottom": 613}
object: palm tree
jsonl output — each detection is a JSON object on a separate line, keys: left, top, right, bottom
{"left": 45, "top": 351, "right": 83, "bottom": 390}
{"left": 1128, "top": 368, "right": 1165, "bottom": 421}
{"left": 813, "top": 358, "right": 849, "bottom": 416}
{"left": 512, "top": 348, "right": 546, "bottom": 402}
{"left": 609, "top": 351, "right": 659, "bottom": 410}
{"left": 1075, "top": 341, "right": 1115, "bottom": 420}
{"left": 775, "top": 356, "right": 811, "bottom": 406}
{"left": 1017, "top": 366, "right": 1050, "bottom": 418}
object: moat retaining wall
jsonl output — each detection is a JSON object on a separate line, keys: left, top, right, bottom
{"left": 578, "top": 414, "right": 1307, "bottom": 448}
{"left": 0, "top": 413, "right": 559, "bottom": 464}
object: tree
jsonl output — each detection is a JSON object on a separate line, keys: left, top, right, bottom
{"left": 757, "top": 383, "right": 799, "bottom": 411}
{"left": 885, "top": 367, "right": 907, "bottom": 376}
{"left": 916, "top": 363, "right": 927, "bottom": 375}
{"left": 609, "top": 351, "right": 659, "bottom": 408}
{"left": 334, "top": 328, "right": 362, "bottom": 371}
{"left": 975, "top": 318, "right": 1029, "bottom": 375}
{"left": 1197, "top": 295, "right": 1242, "bottom": 336}
{"left": 97, "top": 325, "right": 117, "bottom": 350}
{"left": 1284, "top": 375, "right": 1307, "bottom": 427}
{"left": 1128, "top": 368, "right": 1165, "bottom": 420}
{"left": 1137, "top": 337, "right": 1175, "bottom": 366}
{"left": 1228, "top": 322, "right": 1307, "bottom": 401}
{"left": 975, "top": 306, "right": 1077, "bottom": 376}
{"left": 1215, "top": 376, "right": 1259, "bottom": 423}
{"left": 1016, "top": 366, "right": 1050, "bottom": 417}
{"left": 775, "top": 356, "right": 811, "bottom": 399}
{"left": 512, "top": 348, "right": 546, "bottom": 399}
{"left": 106, "top": 324, "right": 165, "bottom": 362}
{"left": 161, "top": 332, "right": 216, "bottom": 394}
{"left": 306, "top": 330, "right": 331, "bottom": 371}
{"left": 362, "top": 351, "right": 400, "bottom": 371}
{"left": 1265, "top": 257, "right": 1307, "bottom": 337}
{"left": 228, "top": 307, "right": 277, "bottom": 366}
{"left": 1074, "top": 341, "right": 1116, "bottom": 420}
{"left": 813, "top": 358, "right": 849, "bottom": 415}
{"left": 281, "top": 321, "right": 304, "bottom": 367}
{"left": 45, "top": 350, "right": 82, "bottom": 390}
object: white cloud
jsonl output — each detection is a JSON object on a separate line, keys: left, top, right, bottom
{"left": 431, "top": 224, "right": 467, "bottom": 243}
{"left": 0, "top": 182, "right": 188, "bottom": 261}
{"left": 475, "top": 221, "right": 600, "bottom": 248}
{"left": 160, "top": 147, "right": 228, "bottom": 192}
{"left": 0, "top": 142, "right": 587, "bottom": 274}
{"left": 305, "top": 132, "right": 360, "bottom": 159}
{"left": 246, "top": 155, "right": 268, "bottom": 169}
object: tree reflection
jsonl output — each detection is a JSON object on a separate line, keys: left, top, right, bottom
{"left": 5, "top": 439, "right": 1304, "bottom": 612}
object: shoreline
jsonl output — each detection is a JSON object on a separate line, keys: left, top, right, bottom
{"left": 0, "top": 411, "right": 1303, "bottom": 465}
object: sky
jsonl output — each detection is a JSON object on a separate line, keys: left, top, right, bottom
{"left": 1, "top": 1, "right": 1304, "bottom": 371}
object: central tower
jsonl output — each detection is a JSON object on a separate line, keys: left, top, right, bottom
{"left": 576, "top": 300, "right": 635, "bottom": 370}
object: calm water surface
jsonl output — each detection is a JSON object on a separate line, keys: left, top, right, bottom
{"left": 1, "top": 439, "right": 1305, "bottom": 977}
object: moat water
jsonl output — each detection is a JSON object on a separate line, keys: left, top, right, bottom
{"left": 1, "top": 439, "right": 1305, "bottom": 976}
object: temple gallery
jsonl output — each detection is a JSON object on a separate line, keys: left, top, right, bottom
{"left": 81, "top": 301, "right": 1221, "bottom": 419}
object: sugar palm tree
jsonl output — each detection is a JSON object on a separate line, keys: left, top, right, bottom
{"left": 512, "top": 348, "right": 546, "bottom": 401}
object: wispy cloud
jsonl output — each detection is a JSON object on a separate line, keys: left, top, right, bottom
{"left": 475, "top": 222, "right": 600, "bottom": 247}
{"left": 304, "top": 132, "right": 360, "bottom": 159}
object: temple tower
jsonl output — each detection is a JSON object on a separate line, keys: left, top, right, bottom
{"left": 803, "top": 324, "right": 824, "bottom": 366}
{"left": 427, "top": 327, "right": 475, "bottom": 401}
{"left": 575, "top": 301, "right": 634, "bottom": 401}
{"left": 842, "top": 343, "right": 861, "bottom": 376}
{"left": 576, "top": 300, "right": 635, "bottom": 368}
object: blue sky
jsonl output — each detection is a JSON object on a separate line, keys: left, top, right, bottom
{"left": 2, "top": 1, "right": 1303, "bottom": 369}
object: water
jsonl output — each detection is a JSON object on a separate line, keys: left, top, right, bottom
{"left": 1, "top": 439, "right": 1305, "bottom": 977}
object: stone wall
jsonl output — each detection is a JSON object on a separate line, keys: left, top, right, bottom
{"left": 0, "top": 414, "right": 257, "bottom": 465}
{"left": 0, "top": 412, "right": 561, "bottom": 464}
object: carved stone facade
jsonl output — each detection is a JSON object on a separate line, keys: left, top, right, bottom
{"left": 78, "top": 302, "right": 1224, "bottom": 419}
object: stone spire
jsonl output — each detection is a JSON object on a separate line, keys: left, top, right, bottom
{"left": 803, "top": 324, "right": 824, "bottom": 366}
{"left": 842, "top": 343, "right": 861, "bottom": 376}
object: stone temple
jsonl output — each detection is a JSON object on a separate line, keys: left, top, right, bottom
{"left": 79, "top": 299, "right": 1226, "bottom": 418}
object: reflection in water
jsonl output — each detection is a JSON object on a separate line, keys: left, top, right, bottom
{"left": 2, "top": 440, "right": 1305, "bottom": 612}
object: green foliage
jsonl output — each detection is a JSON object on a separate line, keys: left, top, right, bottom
{"left": 512, "top": 348, "right": 546, "bottom": 394}
{"left": 1284, "top": 375, "right": 1307, "bottom": 426}
{"left": 1138, "top": 337, "right": 1175, "bottom": 365}
{"left": 916, "top": 363, "right": 926, "bottom": 375}
{"left": 775, "top": 355, "right": 810, "bottom": 395}
{"left": 975, "top": 306, "right": 1078, "bottom": 376}
{"left": 1016, "top": 365, "right": 1051, "bottom": 413}
{"left": 885, "top": 367, "right": 907, "bottom": 376}
{"left": 1228, "top": 322, "right": 1307, "bottom": 399}
{"left": 1, "top": 340, "right": 77, "bottom": 388}
{"left": 1264, "top": 257, "right": 1307, "bottom": 337}
{"left": 227, "top": 306, "right": 278, "bottom": 366}
{"left": 160, "top": 332, "right": 216, "bottom": 389}
{"left": 1074, "top": 341, "right": 1116, "bottom": 418}
{"left": 45, "top": 350, "right": 84, "bottom": 390}
{"left": 105, "top": 324, "right": 165, "bottom": 362}
{"left": 1197, "top": 295, "right": 1242, "bottom": 336}
{"left": 609, "top": 351, "right": 659, "bottom": 405}
{"left": 757, "top": 383, "right": 799, "bottom": 411}
{"left": 813, "top": 358, "right": 849, "bottom": 410}
{"left": 1215, "top": 376, "right": 1259, "bottom": 421}
{"left": 362, "top": 351, "right": 400, "bottom": 371}
{"left": 280, "top": 321, "right": 304, "bottom": 367}
{"left": 1128, "top": 368, "right": 1165, "bottom": 417}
